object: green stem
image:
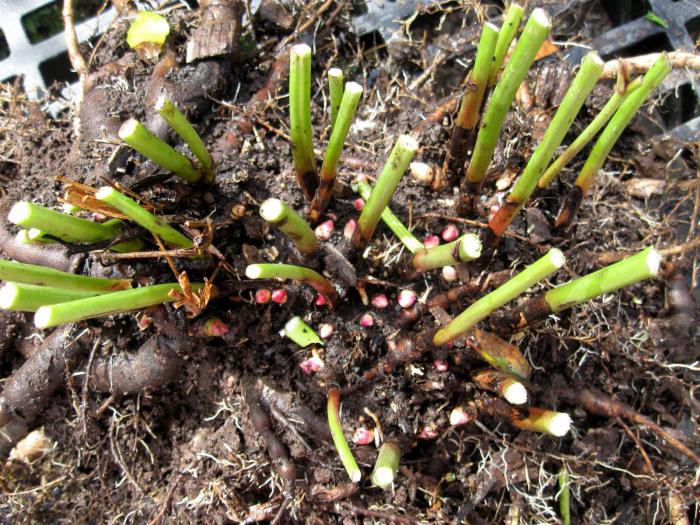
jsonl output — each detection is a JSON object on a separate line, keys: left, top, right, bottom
{"left": 353, "top": 135, "right": 418, "bottom": 248}
{"left": 34, "top": 282, "right": 200, "bottom": 328}
{"left": 487, "top": 3, "right": 525, "bottom": 88}
{"left": 466, "top": 8, "right": 551, "bottom": 186}
{"left": 433, "top": 248, "right": 564, "bottom": 346}
{"left": 0, "top": 282, "right": 105, "bottom": 312}
{"left": 558, "top": 467, "right": 571, "bottom": 525}
{"left": 328, "top": 68, "right": 344, "bottom": 130}
{"left": 280, "top": 316, "right": 323, "bottom": 347}
{"left": 260, "top": 198, "right": 319, "bottom": 256}
{"left": 245, "top": 263, "right": 337, "bottom": 306}
{"left": 411, "top": 234, "right": 482, "bottom": 272}
{"left": 356, "top": 178, "right": 423, "bottom": 254}
{"left": 289, "top": 43, "right": 318, "bottom": 201}
{"left": 371, "top": 441, "right": 401, "bottom": 489}
{"left": 9, "top": 202, "right": 123, "bottom": 244}
{"left": 95, "top": 187, "right": 193, "bottom": 249}
{"left": 539, "top": 76, "right": 643, "bottom": 189}
{"left": 310, "top": 81, "right": 363, "bottom": 221}
{"left": 155, "top": 95, "right": 213, "bottom": 182}
{"left": 544, "top": 246, "right": 661, "bottom": 312}
{"left": 0, "top": 259, "right": 131, "bottom": 291}
{"left": 488, "top": 52, "right": 604, "bottom": 237}
{"left": 15, "top": 230, "right": 51, "bottom": 245}
{"left": 510, "top": 407, "right": 571, "bottom": 436}
{"left": 119, "top": 119, "right": 201, "bottom": 183}
{"left": 327, "top": 387, "right": 362, "bottom": 483}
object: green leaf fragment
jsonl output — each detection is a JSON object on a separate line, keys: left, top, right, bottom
{"left": 127, "top": 11, "right": 170, "bottom": 50}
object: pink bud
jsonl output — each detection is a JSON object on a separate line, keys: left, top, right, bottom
{"left": 319, "top": 323, "right": 334, "bottom": 339}
{"left": 343, "top": 219, "right": 356, "bottom": 241}
{"left": 352, "top": 427, "right": 375, "bottom": 445}
{"left": 397, "top": 289, "right": 417, "bottom": 308}
{"left": 441, "top": 224, "right": 459, "bottom": 242}
{"left": 299, "top": 355, "right": 324, "bottom": 374}
{"left": 449, "top": 407, "right": 471, "bottom": 427}
{"left": 423, "top": 235, "right": 440, "bottom": 248}
{"left": 271, "top": 289, "right": 288, "bottom": 304}
{"left": 314, "top": 294, "right": 327, "bottom": 306}
{"left": 92, "top": 212, "right": 107, "bottom": 221}
{"left": 371, "top": 294, "right": 389, "bottom": 309}
{"left": 315, "top": 220, "right": 334, "bottom": 241}
{"left": 417, "top": 425, "right": 439, "bottom": 440}
{"left": 433, "top": 359, "right": 449, "bottom": 372}
{"left": 442, "top": 265, "right": 458, "bottom": 282}
{"left": 353, "top": 198, "right": 365, "bottom": 211}
{"left": 359, "top": 313, "right": 374, "bottom": 327}
{"left": 204, "top": 317, "right": 229, "bottom": 337}
{"left": 255, "top": 289, "right": 271, "bottom": 304}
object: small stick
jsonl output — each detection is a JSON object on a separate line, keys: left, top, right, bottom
{"left": 119, "top": 119, "right": 202, "bottom": 183}
{"left": 487, "top": 3, "right": 525, "bottom": 88}
{"left": 539, "top": 76, "right": 642, "bottom": 188}
{"left": 245, "top": 263, "right": 337, "bottom": 306}
{"left": 488, "top": 52, "right": 604, "bottom": 238}
{"left": 433, "top": 248, "right": 564, "bottom": 346}
{"left": 555, "top": 54, "right": 671, "bottom": 230}
{"left": 260, "top": 198, "right": 319, "bottom": 257}
{"left": 353, "top": 135, "right": 418, "bottom": 249}
{"left": 0, "top": 282, "right": 105, "bottom": 312}
{"left": 327, "top": 68, "right": 344, "bottom": 130}
{"left": 34, "top": 282, "right": 201, "bottom": 328}
{"left": 95, "top": 187, "right": 193, "bottom": 249}
{"left": 155, "top": 96, "right": 214, "bottom": 182}
{"left": 463, "top": 8, "right": 551, "bottom": 200}
{"left": 327, "top": 387, "right": 361, "bottom": 483}
{"left": 500, "top": 246, "right": 661, "bottom": 330}
{"left": 411, "top": 234, "right": 482, "bottom": 272}
{"left": 601, "top": 51, "right": 700, "bottom": 79}
{"left": 309, "top": 82, "right": 363, "bottom": 221}
{"left": 371, "top": 441, "right": 401, "bottom": 489}
{"left": 355, "top": 178, "right": 423, "bottom": 254}
{"left": 0, "top": 259, "right": 130, "bottom": 291}
{"left": 443, "top": 23, "right": 499, "bottom": 182}
{"left": 289, "top": 44, "right": 318, "bottom": 201}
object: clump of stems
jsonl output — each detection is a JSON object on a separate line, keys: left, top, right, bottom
{"left": 327, "top": 387, "right": 361, "bottom": 483}
{"left": 433, "top": 248, "right": 564, "bottom": 346}
{"left": 260, "top": 198, "right": 319, "bottom": 257}
{"left": 411, "top": 233, "right": 482, "bottom": 272}
{"left": 355, "top": 178, "right": 423, "bottom": 254}
{"left": 0, "top": 259, "right": 131, "bottom": 291}
{"left": 371, "top": 441, "right": 401, "bottom": 488}
{"left": 555, "top": 54, "right": 671, "bottom": 229}
{"left": 309, "top": 81, "right": 363, "bottom": 221}
{"left": 443, "top": 23, "right": 499, "bottom": 180}
{"left": 539, "top": 75, "right": 643, "bottom": 188}
{"left": 471, "top": 368, "right": 527, "bottom": 405}
{"left": 119, "top": 119, "right": 202, "bottom": 183}
{"left": 463, "top": 8, "right": 551, "bottom": 200}
{"left": 353, "top": 135, "right": 418, "bottom": 249}
{"left": 0, "top": 283, "right": 104, "bottom": 312}
{"left": 488, "top": 52, "right": 604, "bottom": 238}
{"left": 280, "top": 316, "right": 323, "bottom": 347}
{"left": 328, "top": 68, "right": 344, "bottom": 130}
{"left": 34, "top": 282, "right": 200, "bottom": 328}
{"left": 487, "top": 3, "right": 525, "bottom": 88}
{"left": 245, "top": 263, "right": 337, "bottom": 306}
{"left": 95, "top": 187, "right": 193, "bottom": 249}
{"left": 289, "top": 44, "right": 318, "bottom": 201}
{"left": 510, "top": 407, "right": 572, "bottom": 436}
{"left": 155, "top": 95, "right": 214, "bottom": 183}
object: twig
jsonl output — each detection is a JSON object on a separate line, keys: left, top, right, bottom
{"left": 601, "top": 51, "right": 700, "bottom": 79}
{"left": 660, "top": 237, "right": 700, "bottom": 257}
{"left": 616, "top": 416, "right": 655, "bottom": 474}
{"left": 147, "top": 472, "right": 183, "bottom": 525}
{"left": 62, "top": 0, "right": 88, "bottom": 78}
{"left": 109, "top": 414, "right": 146, "bottom": 494}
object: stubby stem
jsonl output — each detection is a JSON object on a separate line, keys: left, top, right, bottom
{"left": 0, "top": 283, "right": 106, "bottom": 312}
{"left": 328, "top": 68, "right": 344, "bottom": 130}
{"left": 487, "top": 3, "right": 525, "bottom": 87}
{"left": 280, "top": 316, "right": 323, "bottom": 347}
{"left": 411, "top": 234, "right": 482, "bottom": 272}
{"left": 245, "top": 263, "right": 337, "bottom": 306}
{"left": 327, "top": 387, "right": 362, "bottom": 483}
{"left": 371, "top": 441, "right": 401, "bottom": 488}
{"left": 510, "top": 407, "right": 572, "bottom": 436}
{"left": 260, "top": 198, "right": 319, "bottom": 257}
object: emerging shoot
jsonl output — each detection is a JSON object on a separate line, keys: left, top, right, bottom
{"left": 411, "top": 234, "right": 482, "bottom": 272}
{"left": 289, "top": 44, "right": 318, "bottom": 201}
{"left": 0, "top": 283, "right": 104, "bottom": 312}
{"left": 0, "top": 259, "right": 131, "bottom": 291}
{"left": 245, "top": 263, "right": 337, "bottom": 306}
{"left": 487, "top": 3, "right": 525, "bottom": 87}
{"left": 309, "top": 81, "right": 363, "bottom": 221}
{"left": 555, "top": 54, "right": 671, "bottom": 229}
{"left": 260, "top": 198, "right": 319, "bottom": 257}
{"left": 280, "top": 316, "right": 323, "bottom": 347}
{"left": 119, "top": 119, "right": 202, "bottom": 183}
{"left": 433, "top": 248, "right": 564, "bottom": 346}
{"left": 155, "top": 95, "right": 214, "bottom": 183}
{"left": 327, "top": 387, "right": 362, "bottom": 483}
{"left": 371, "top": 441, "right": 401, "bottom": 489}
{"left": 488, "top": 52, "right": 604, "bottom": 238}
{"left": 353, "top": 135, "right": 418, "bottom": 249}
{"left": 328, "top": 68, "right": 344, "bottom": 130}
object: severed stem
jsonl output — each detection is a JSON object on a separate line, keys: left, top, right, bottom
{"left": 328, "top": 68, "right": 344, "bottom": 130}
{"left": 327, "top": 387, "right": 362, "bottom": 483}
{"left": 471, "top": 368, "right": 528, "bottom": 405}
{"left": 0, "top": 282, "right": 105, "bottom": 312}
{"left": 245, "top": 263, "right": 337, "bottom": 306}
{"left": 411, "top": 234, "right": 482, "bottom": 272}
{"left": 280, "top": 316, "right": 323, "bottom": 347}
{"left": 371, "top": 441, "right": 401, "bottom": 489}
{"left": 0, "top": 259, "right": 130, "bottom": 291}
{"left": 510, "top": 407, "right": 572, "bottom": 436}
{"left": 487, "top": 3, "right": 525, "bottom": 88}
{"left": 260, "top": 198, "right": 319, "bottom": 257}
